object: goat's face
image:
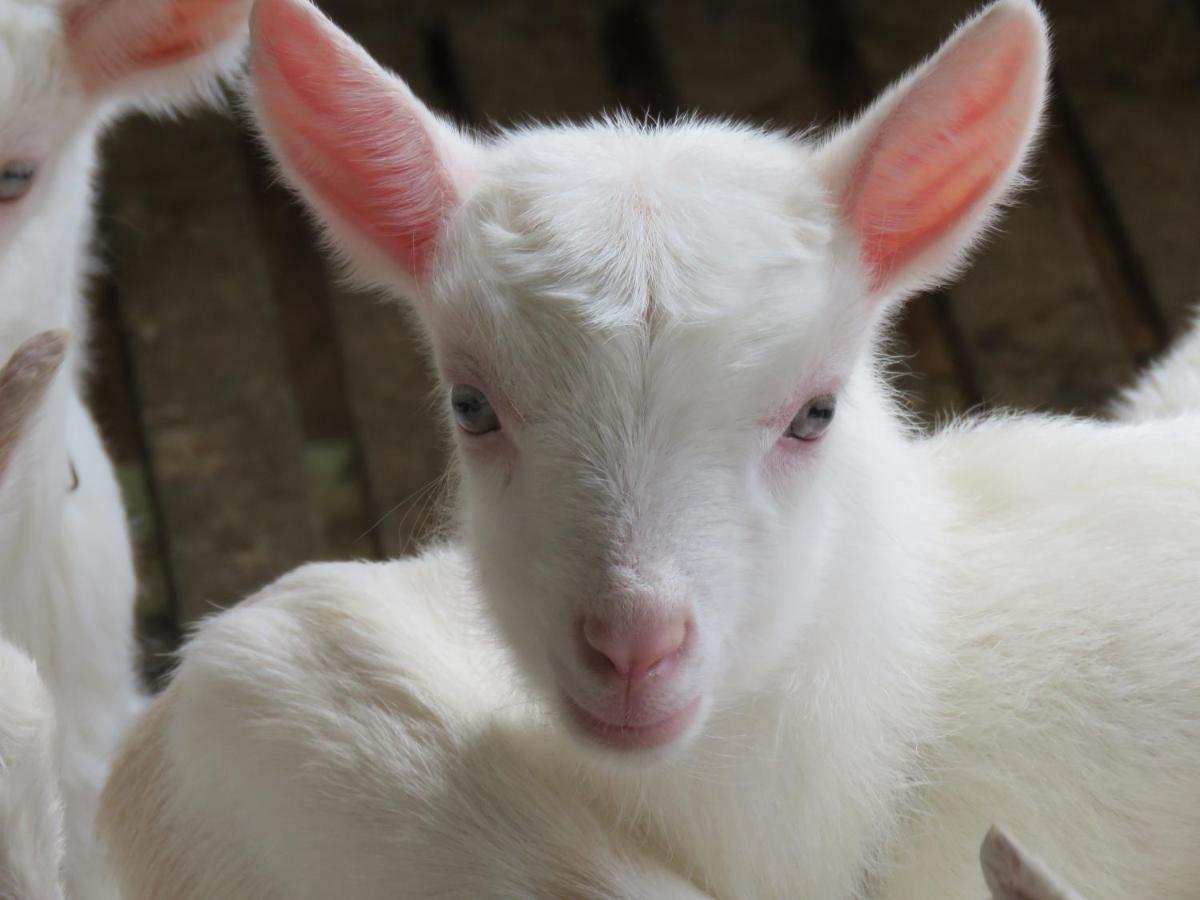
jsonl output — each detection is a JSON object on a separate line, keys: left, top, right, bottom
{"left": 0, "top": 0, "right": 248, "bottom": 263}
{"left": 423, "top": 125, "right": 868, "bottom": 753}
{"left": 0, "top": 10, "right": 81, "bottom": 258}
{"left": 251, "top": 0, "right": 1048, "bottom": 755}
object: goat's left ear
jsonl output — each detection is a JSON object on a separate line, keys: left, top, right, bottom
{"left": 66, "top": 0, "right": 250, "bottom": 106}
{"left": 815, "top": 0, "right": 1049, "bottom": 305}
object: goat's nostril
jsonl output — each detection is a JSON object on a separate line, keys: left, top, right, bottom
{"left": 581, "top": 612, "right": 688, "bottom": 680}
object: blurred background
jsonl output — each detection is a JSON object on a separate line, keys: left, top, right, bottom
{"left": 85, "top": 0, "right": 1199, "bottom": 684}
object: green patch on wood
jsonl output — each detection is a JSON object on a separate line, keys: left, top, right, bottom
{"left": 304, "top": 440, "right": 375, "bottom": 561}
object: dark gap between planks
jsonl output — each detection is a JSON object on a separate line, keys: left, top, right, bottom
{"left": 601, "top": 0, "right": 680, "bottom": 118}
{"left": 1047, "top": 75, "right": 1170, "bottom": 363}
{"left": 235, "top": 121, "right": 378, "bottom": 561}
{"left": 422, "top": 17, "right": 474, "bottom": 122}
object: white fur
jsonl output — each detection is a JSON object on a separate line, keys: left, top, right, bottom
{"left": 0, "top": 637, "right": 65, "bottom": 900}
{"left": 1112, "top": 317, "right": 1200, "bottom": 421}
{"left": 0, "top": 1, "right": 247, "bottom": 895}
{"left": 101, "top": 1, "right": 1200, "bottom": 897}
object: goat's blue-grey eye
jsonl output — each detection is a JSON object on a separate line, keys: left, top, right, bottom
{"left": 786, "top": 394, "right": 836, "bottom": 441}
{"left": 0, "top": 162, "right": 36, "bottom": 202}
{"left": 451, "top": 384, "right": 500, "bottom": 435}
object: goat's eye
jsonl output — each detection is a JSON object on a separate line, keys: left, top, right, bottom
{"left": 786, "top": 394, "right": 836, "bottom": 441}
{"left": 451, "top": 384, "right": 500, "bottom": 435}
{"left": 0, "top": 161, "right": 36, "bottom": 202}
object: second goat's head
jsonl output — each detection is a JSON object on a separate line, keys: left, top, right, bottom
{"left": 0, "top": 0, "right": 249, "bottom": 264}
{"left": 250, "top": 0, "right": 1048, "bottom": 756}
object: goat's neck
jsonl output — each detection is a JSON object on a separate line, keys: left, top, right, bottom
{"left": 0, "top": 126, "right": 100, "bottom": 385}
{"left": 578, "top": 372, "right": 950, "bottom": 895}
{"left": 0, "top": 125, "right": 100, "bottom": 599}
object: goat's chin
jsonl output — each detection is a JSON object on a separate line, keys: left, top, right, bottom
{"left": 556, "top": 691, "right": 706, "bottom": 762}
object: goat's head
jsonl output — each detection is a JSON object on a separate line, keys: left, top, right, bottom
{"left": 250, "top": 0, "right": 1048, "bottom": 756}
{"left": 0, "top": 0, "right": 249, "bottom": 257}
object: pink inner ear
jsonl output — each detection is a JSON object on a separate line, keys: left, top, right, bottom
{"left": 69, "top": 0, "right": 247, "bottom": 88}
{"left": 252, "top": 0, "right": 455, "bottom": 282}
{"left": 843, "top": 9, "right": 1042, "bottom": 290}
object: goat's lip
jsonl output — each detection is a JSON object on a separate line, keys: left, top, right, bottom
{"left": 562, "top": 694, "right": 700, "bottom": 751}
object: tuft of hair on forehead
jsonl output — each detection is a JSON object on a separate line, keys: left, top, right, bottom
{"left": 442, "top": 113, "right": 834, "bottom": 334}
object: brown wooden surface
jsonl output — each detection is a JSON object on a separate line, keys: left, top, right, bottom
{"left": 99, "top": 109, "right": 323, "bottom": 627}
{"left": 86, "top": 0, "right": 1198, "bottom": 667}
{"left": 1048, "top": 0, "right": 1199, "bottom": 339}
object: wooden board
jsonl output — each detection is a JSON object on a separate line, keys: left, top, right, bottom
{"left": 598, "top": 0, "right": 679, "bottom": 115}
{"left": 841, "top": 0, "right": 1139, "bottom": 414}
{"left": 1046, "top": 0, "right": 1200, "bottom": 343}
{"left": 238, "top": 134, "right": 373, "bottom": 561}
{"left": 447, "top": 0, "right": 612, "bottom": 123}
{"left": 99, "top": 109, "right": 323, "bottom": 625}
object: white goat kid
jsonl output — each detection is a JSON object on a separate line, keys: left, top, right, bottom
{"left": 0, "top": 332, "right": 70, "bottom": 900}
{"left": 0, "top": 2, "right": 247, "bottom": 895}
{"left": 101, "top": 0, "right": 1200, "bottom": 897}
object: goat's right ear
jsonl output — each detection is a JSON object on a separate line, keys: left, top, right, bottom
{"left": 0, "top": 331, "right": 68, "bottom": 484}
{"left": 815, "top": 0, "right": 1049, "bottom": 307}
{"left": 248, "top": 0, "right": 476, "bottom": 300}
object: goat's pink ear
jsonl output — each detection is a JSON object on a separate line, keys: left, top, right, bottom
{"left": 67, "top": 0, "right": 250, "bottom": 104}
{"left": 249, "top": 0, "right": 473, "bottom": 295}
{"left": 0, "top": 331, "right": 68, "bottom": 485}
{"left": 816, "top": 0, "right": 1048, "bottom": 302}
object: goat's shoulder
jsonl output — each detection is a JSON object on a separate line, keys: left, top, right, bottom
{"left": 179, "top": 544, "right": 509, "bottom": 728}
{"left": 885, "top": 414, "right": 1200, "bottom": 899}
{"left": 927, "top": 410, "right": 1200, "bottom": 510}
{"left": 99, "top": 545, "right": 520, "bottom": 899}
{"left": 927, "top": 412, "right": 1200, "bottom": 616}
{"left": 925, "top": 410, "right": 1200, "bottom": 707}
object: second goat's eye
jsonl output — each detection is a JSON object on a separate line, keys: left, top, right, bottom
{"left": 451, "top": 384, "right": 500, "bottom": 435}
{"left": 0, "top": 161, "right": 36, "bottom": 202}
{"left": 786, "top": 394, "right": 836, "bottom": 441}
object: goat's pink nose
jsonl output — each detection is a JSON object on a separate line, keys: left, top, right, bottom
{"left": 582, "top": 612, "right": 688, "bottom": 679}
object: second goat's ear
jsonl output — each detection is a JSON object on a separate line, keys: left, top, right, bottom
{"left": 67, "top": 0, "right": 251, "bottom": 107}
{"left": 248, "top": 0, "right": 476, "bottom": 300}
{"left": 0, "top": 331, "right": 68, "bottom": 486}
{"left": 816, "top": 0, "right": 1049, "bottom": 305}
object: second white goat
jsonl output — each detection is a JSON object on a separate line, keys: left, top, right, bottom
{"left": 0, "top": 0, "right": 248, "bottom": 894}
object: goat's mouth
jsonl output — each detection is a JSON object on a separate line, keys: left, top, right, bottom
{"left": 561, "top": 693, "right": 701, "bottom": 752}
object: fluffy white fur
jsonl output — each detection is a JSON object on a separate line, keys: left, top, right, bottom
{"left": 0, "top": 636, "right": 64, "bottom": 900}
{"left": 0, "top": 1, "right": 247, "bottom": 895}
{"left": 1112, "top": 318, "right": 1200, "bottom": 421}
{"left": 100, "top": 0, "right": 1200, "bottom": 897}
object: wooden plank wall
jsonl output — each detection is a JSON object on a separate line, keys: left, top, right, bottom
{"left": 83, "top": 0, "right": 1200, "bottom": 684}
